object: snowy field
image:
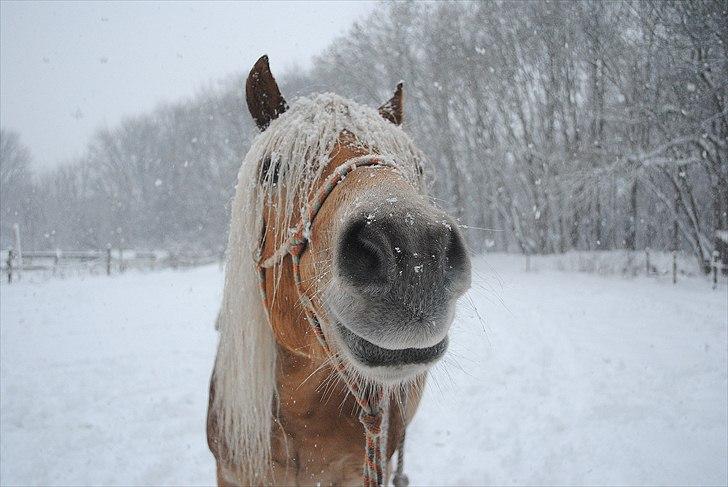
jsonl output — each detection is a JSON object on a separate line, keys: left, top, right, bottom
{"left": 1, "top": 255, "right": 726, "bottom": 486}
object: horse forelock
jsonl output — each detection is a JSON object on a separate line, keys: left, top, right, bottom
{"left": 211, "top": 92, "right": 425, "bottom": 481}
{"left": 253, "top": 93, "right": 425, "bottom": 263}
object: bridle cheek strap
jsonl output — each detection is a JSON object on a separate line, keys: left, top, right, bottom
{"left": 257, "top": 154, "right": 408, "bottom": 486}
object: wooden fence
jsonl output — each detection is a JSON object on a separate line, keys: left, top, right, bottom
{"left": 521, "top": 249, "right": 726, "bottom": 289}
{"left": 2, "top": 248, "right": 222, "bottom": 283}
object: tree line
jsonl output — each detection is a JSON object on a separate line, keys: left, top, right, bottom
{"left": 1, "top": 1, "right": 726, "bottom": 270}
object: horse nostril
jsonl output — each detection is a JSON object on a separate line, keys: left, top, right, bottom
{"left": 337, "top": 213, "right": 470, "bottom": 295}
{"left": 443, "top": 225, "right": 471, "bottom": 291}
{"left": 337, "top": 219, "right": 392, "bottom": 288}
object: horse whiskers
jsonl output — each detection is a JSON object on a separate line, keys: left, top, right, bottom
{"left": 476, "top": 258, "right": 506, "bottom": 288}
{"left": 444, "top": 348, "right": 477, "bottom": 367}
{"left": 291, "top": 276, "right": 334, "bottom": 323}
{"left": 319, "top": 364, "right": 351, "bottom": 406}
{"left": 301, "top": 278, "right": 335, "bottom": 315}
{"left": 306, "top": 284, "right": 334, "bottom": 310}
{"left": 470, "top": 264, "right": 513, "bottom": 323}
{"left": 464, "top": 291, "right": 491, "bottom": 344}
{"left": 458, "top": 223, "right": 505, "bottom": 232}
{"left": 388, "top": 379, "right": 415, "bottom": 419}
{"left": 403, "top": 377, "right": 425, "bottom": 413}
{"left": 284, "top": 268, "right": 331, "bottom": 322}
{"left": 440, "top": 360, "right": 457, "bottom": 391}
{"left": 310, "top": 246, "right": 334, "bottom": 259}
{"left": 321, "top": 376, "right": 349, "bottom": 408}
{"left": 296, "top": 353, "right": 342, "bottom": 391}
{"left": 317, "top": 368, "right": 341, "bottom": 400}
{"left": 294, "top": 257, "right": 332, "bottom": 292}
{"left": 444, "top": 355, "right": 474, "bottom": 379}
{"left": 300, "top": 268, "right": 332, "bottom": 295}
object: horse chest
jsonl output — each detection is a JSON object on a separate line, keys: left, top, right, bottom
{"left": 270, "top": 424, "right": 363, "bottom": 486}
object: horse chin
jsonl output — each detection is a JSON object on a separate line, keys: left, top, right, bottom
{"left": 327, "top": 320, "right": 447, "bottom": 385}
{"left": 350, "top": 361, "right": 431, "bottom": 386}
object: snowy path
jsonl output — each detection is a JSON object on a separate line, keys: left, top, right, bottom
{"left": 1, "top": 256, "right": 726, "bottom": 486}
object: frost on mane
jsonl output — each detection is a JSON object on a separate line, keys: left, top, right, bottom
{"left": 211, "top": 92, "right": 425, "bottom": 477}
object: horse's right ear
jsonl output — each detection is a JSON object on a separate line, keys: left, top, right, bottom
{"left": 246, "top": 55, "right": 288, "bottom": 131}
{"left": 378, "top": 82, "right": 404, "bottom": 125}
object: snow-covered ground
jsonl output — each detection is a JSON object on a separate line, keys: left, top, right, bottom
{"left": 1, "top": 255, "right": 726, "bottom": 486}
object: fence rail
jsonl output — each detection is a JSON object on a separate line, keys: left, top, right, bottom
{"left": 520, "top": 249, "right": 726, "bottom": 289}
{"left": 2, "top": 247, "right": 221, "bottom": 283}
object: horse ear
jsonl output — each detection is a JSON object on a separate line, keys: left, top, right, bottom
{"left": 246, "top": 55, "right": 288, "bottom": 131}
{"left": 378, "top": 82, "right": 404, "bottom": 126}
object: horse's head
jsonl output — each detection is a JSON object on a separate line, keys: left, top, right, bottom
{"left": 247, "top": 56, "right": 471, "bottom": 386}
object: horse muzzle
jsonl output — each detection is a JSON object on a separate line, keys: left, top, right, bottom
{"left": 323, "top": 203, "right": 471, "bottom": 382}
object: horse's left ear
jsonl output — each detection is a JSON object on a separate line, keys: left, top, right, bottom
{"left": 246, "top": 55, "right": 288, "bottom": 131}
{"left": 378, "top": 82, "right": 404, "bottom": 126}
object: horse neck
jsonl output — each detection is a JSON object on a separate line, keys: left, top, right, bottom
{"left": 269, "top": 342, "right": 366, "bottom": 483}
{"left": 273, "top": 342, "right": 424, "bottom": 485}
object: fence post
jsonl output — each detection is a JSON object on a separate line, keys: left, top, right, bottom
{"left": 118, "top": 247, "right": 125, "bottom": 273}
{"left": 713, "top": 250, "right": 720, "bottom": 290}
{"left": 645, "top": 248, "right": 650, "bottom": 276}
{"left": 54, "top": 249, "right": 61, "bottom": 276}
{"left": 106, "top": 245, "right": 112, "bottom": 276}
{"left": 13, "top": 223, "right": 22, "bottom": 281}
{"left": 672, "top": 250, "right": 677, "bottom": 284}
{"left": 6, "top": 248, "right": 14, "bottom": 283}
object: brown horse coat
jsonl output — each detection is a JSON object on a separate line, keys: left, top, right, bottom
{"left": 207, "top": 56, "right": 470, "bottom": 486}
{"left": 208, "top": 135, "right": 424, "bottom": 485}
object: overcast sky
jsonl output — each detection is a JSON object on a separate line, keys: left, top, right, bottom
{"left": 0, "top": 1, "right": 377, "bottom": 170}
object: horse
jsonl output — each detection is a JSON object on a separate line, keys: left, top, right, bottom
{"left": 207, "top": 55, "right": 471, "bottom": 486}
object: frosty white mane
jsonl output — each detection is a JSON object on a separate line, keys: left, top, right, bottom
{"left": 211, "top": 93, "right": 424, "bottom": 478}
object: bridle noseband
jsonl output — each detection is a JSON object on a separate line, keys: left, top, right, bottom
{"left": 257, "top": 154, "right": 409, "bottom": 487}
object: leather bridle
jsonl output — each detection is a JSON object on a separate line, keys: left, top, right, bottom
{"left": 256, "top": 154, "right": 409, "bottom": 487}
